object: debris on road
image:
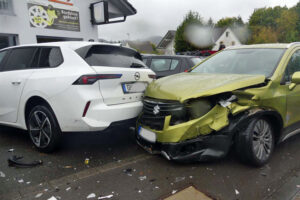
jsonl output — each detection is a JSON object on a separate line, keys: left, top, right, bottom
{"left": 35, "top": 193, "right": 43, "bottom": 198}
{"left": 175, "top": 177, "right": 185, "bottom": 182}
{"left": 235, "top": 189, "right": 240, "bottom": 195}
{"left": 139, "top": 176, "right": 147, "bottom": 181}
{"left": 98, "top": 194, "right": 114, "bottom": 199}
{"left": 85, "top": 158, "right": 90, "bottom": 165}
{"left": 172, "top": 190, "right": 177, "bottom": 194}
{"left": 87, "top": 193, "right": 96, "bottom": 199}
{"left": 63, "top": 166, "right": 72, "bottom": 169}
{"left": 123, "top": 168, "right": 135, "bottom": 176}
{"left": 48, "top": 196, "right": 58, "bottom": 200}
{"left": 18, "top": 179, "right": 24, "bottom": 183}
{"left": 0, "top": 171, "right": 5, "bottom": 178}
{"left": 66, "top": 187, "right": 71, "bottom": 191}
{"left": 8, "top": 149, "right": 14, "bottom": 152}
{"left": 8, "top": 155, "right": 43, "bottom": 168}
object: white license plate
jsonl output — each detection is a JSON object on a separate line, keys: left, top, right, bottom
{"left": 139, "top": 127, "right": 156, "bottom": 143}
{"left": 123, "top": 82, "right": 147, "bottom": 93}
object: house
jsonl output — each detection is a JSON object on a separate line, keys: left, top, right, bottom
{"left": 212, "top": 27, "right": 243, "bottom": 51}
{"left": 157, "top": 27, "right": 245, "bottom": 55}
{"left": 123, "top": 40, "right": 156, "bottom": 54}
{"left": 156, "top": 30, "right": 176, "bottom": 55}
{"left": 0, "top": 0, "right": 136, "bottom": 49}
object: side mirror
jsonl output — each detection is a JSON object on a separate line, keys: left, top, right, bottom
{"left": 289, "top": 71, "right": 300, "bottom": 90}
{"left": 291, "top": 72, "right": 300, "bottom": 84}
{"left": 90, "top": 1, "right": 109, "bottom": 25}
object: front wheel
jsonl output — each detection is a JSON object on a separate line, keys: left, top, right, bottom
{"left": 27, "top": 105, "right": 62, "bottom": 153}
{"left": 235, "top": 117, "right": 275, "bottom": 167}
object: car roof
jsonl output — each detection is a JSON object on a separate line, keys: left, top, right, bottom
{"left": 0, "top": 41, "right": 124, "bottom": 51}
{"left": 226, "top": 43, "right": 296, "bottom": 50}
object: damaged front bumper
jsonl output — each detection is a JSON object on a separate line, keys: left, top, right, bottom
{"left": 136, "top": 130, "right": 232, "bottom": 162}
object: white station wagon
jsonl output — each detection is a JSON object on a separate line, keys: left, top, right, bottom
{"left": 0, "top": 42, "right": 155, "bottom": 152}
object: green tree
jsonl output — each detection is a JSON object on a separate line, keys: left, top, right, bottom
{"left": 174, "top": 11, "right": 204, "bottom": 53}
{"left": 216, "top": 16, "right": 244, "bottom": 28}
{"left": 276, "top": 9, "right": 298, "bottom": 42}
{"left": 207, "top": 17, "right": 214, "bottom": 26}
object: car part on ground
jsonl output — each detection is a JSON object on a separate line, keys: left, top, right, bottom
{"left": 137, "top": 43, "right": 300, "bottom": 166}
{"left": 8, "top": 155, "right": 43, "bottom": 168}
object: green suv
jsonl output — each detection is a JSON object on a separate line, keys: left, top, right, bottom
{"left": 136, "top": 43, "right": 300, "bottom": 166}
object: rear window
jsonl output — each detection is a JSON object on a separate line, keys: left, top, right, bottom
{"left": 39, "top": 48, "right": 63, "bottom": 68}
{"left": 76, "top": 45, "right": 147, "bottom": 68}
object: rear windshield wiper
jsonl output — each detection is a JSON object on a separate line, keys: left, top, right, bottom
{"left": 130, "top": 63, "right": 146, "bottom": 68}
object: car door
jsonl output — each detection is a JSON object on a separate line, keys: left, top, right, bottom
{"left": 283, "top": 49, "right": 300, "bottom": 130}
{"left": 149, "top": 57, "right": 181, "bottom": 78}
{"left": 0, "top": 47, "right": 38, "bottom": 123}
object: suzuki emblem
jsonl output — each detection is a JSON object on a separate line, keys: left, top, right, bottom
{"left": 153, "top": 105, "right": 160, "bottom": 115}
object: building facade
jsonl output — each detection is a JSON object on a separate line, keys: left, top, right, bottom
{"left": 0, "top": 0, "right": 136, "bottom": 49}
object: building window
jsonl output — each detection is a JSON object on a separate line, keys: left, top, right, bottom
{"left": 0, "top": 0, "right": 14, "bottom": 15}
{"left": 226, "top": 31, "right": 229, "bottom": 37}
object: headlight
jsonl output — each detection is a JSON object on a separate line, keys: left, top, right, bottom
{"left": 187, "top": 99, "right": 213, "bottom": 120}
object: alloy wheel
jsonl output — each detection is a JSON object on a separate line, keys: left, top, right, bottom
{"left": 252, "top": 119, "right": 273, "bottom": 161}
{"left": 29, "top": 111, "right": 52, "bottom": 148}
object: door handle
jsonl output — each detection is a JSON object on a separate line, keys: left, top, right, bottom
{"left": 11, "top": 81, "right": 21, "bottom": 86}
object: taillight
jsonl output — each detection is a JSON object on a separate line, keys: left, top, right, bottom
{"left": 82, "top": 101, "right": 91, "bottom": 117}
{"left": 73, "top": 74, "right": 122, "bottom": 85}
{"left": 148, "top": 74, "right": 156, "bottom": 79}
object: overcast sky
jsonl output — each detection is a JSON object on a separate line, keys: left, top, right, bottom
{"left": 98, "top": 0, "right": 299, "bottom": 41}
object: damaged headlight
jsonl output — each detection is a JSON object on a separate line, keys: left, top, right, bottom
{"left": 218, "top": 94, "right": 237, "bottom": 107}
{"left": 187, "top": 99, "right": 213, "bottom": 120}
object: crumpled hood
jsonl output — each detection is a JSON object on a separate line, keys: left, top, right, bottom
{"left": 145, "top": 73, "right": 266, "bottom": 102}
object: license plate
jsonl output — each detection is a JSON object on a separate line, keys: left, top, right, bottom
{"left": 138, "top": 126, "right": 156, "bottom": 143}
{"left": 122, "top": 82, "right": 147, "bottom": 94}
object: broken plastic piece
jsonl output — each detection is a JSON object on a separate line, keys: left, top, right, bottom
{"left": 8, "top": 155, "right": 43, "bottom": 168}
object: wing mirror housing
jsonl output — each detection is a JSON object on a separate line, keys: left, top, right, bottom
{"left": 289, "top": 72, "right": 300, "bottom": 90}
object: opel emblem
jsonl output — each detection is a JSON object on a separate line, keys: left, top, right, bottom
{"left": 134, "top": 72, "right": 140, "bottom": 81}
{"left": 153, "top": 105, "right": 160, "bottom": 115}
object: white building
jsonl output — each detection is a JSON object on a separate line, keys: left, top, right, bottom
{"left": 212, "top": 27, "right": 242, "bottom": 51}
{"left": 0, "top": 0, "right": 136, "bottom": 49}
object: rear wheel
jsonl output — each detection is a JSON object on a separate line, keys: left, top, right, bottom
{"left": 235, "top": 117, "right": 274, "bottom": 167}
{"left": 27, "top": 105, "right": 61, "bottom": 153}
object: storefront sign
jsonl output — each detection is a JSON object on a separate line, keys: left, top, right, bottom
{"left": 48, "top": 0, "right": 74, "bottom": 6}
{"left": 28, "top": 0, "right": 80, "bottom": 32}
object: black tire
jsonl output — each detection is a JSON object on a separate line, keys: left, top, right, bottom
{"left": 235, "top": 117, "right": 275, "bottom": 167}
{"left": 27, "top": 104, "right": 62, "bottom": 153}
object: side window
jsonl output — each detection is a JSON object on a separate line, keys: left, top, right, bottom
{"left": 0, "top": 50, "right": 8, "bottom": 66}
{"left": 142, "top": 58, "right": 148, "bottom": 65}
{"left": 284, "top": 50, "right": 300, "bottom": 82}
{"left": 150, "top": 59, "right": 172, "bottom": 72}
{"left": 2, "top": 47, "right": 36, "bottom": 71}
{"left": 170, "top": 59, "right": 179, "bottom": 70}
{"left": 39, "top": 47, "right": 63, "bottom": 68}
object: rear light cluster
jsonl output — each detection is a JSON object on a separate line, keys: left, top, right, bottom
{"left": 73, "top": 74, "right": 122, "bottom": 85}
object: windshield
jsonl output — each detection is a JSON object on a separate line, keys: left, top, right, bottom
{"left": 191, "top": 48, "right": 286, "bottom": 77}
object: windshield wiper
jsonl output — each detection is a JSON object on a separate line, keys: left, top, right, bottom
{"left": 130, "top": 63, "right": 146, "bottom": 68}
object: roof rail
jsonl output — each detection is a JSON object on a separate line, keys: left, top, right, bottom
{"left": 287, "top": 42, "right": 300, "bottom": 48}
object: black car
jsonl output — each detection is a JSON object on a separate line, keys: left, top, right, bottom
{"left": 142, "top": 55, "right": 203, "bottom": 78}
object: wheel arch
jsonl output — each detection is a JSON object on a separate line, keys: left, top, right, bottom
{"left": 233, "top": 108, "right": 284, "bottom": 144}
{"left": 24, "top": 96, "right": 60, "bottom": 129}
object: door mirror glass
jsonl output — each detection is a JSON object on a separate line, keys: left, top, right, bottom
{"left": 90, "top": 1, "right": 109, "bottom": 25}
{"left": 291, "top": 71, "right": 300, "bottom": 84}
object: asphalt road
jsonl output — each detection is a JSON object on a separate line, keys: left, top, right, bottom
{"left": 0, "top": 125, "right": 299, "bottom": 200}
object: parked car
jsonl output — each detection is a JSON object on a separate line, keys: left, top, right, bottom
{"left": 142, "top": 55, "right": 203, "bottom": 78}
{"left": 0, "top": 42, "right": 155, "bottom": 152}
{"left": 137, "top": 43, "right": 300, "bottom": 166}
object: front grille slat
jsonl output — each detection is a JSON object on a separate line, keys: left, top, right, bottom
{"left": 140, "top": 98, "right": 187, "bottom": 130}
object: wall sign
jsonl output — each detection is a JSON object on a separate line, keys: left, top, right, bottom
{"left": 28, "top": 0, "right": 80, "bottom": 32}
